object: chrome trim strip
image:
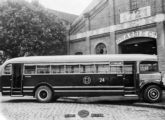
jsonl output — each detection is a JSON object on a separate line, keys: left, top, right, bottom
{"left": 124, "top": 94, "right": 138, "bottom": 97}
{"left": 3, "top": 91, "right": 10, "bottom": 92}
{"left": 23, "top": 73, "right": 126, "bottom": 75}
{"left": 124, "top": 87, "right": 135, "bottom": 89}
{"left": 2, "top": 87, "right": 11, "bottom": 89}
{"left": 23, "top": 86, "right": 35, "bottom": 89}
{"left": 53, "top": 86, "right": 124, "bottom": 89}
{"left": 54, "top": 90, "right": 124, "bottom": 92}
{"left": 23, "top": 90, "right": 33, "bottom": 92}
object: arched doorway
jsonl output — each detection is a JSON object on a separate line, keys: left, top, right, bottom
{"left": 119, "top": 37, "right": 157, "bottom": 55}
{"left": 95, "top": 43, "right": 107, "bottom": 54}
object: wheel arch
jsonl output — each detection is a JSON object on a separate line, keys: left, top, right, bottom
{"left": 140, "top": 82, "right": 162, "bottom": 94}
{"left": 33, "top": 82, "right": 54, "bottom": 96}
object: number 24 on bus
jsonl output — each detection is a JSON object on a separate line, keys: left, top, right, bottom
{"left": 0, "top": 54, "right": 165, "bottom": 103}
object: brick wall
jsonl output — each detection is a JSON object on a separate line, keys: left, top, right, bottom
{"left": 90, "top": 3, "right": 110, "bottom": 30}
{"left": 69, "top": 40, "right": 86, "bottom": 55}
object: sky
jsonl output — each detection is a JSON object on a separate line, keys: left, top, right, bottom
{"left": 26, "top": 0, "right": 93, "bottom": 15}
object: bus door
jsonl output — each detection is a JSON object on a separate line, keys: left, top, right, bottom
{"left": 109, "top": 62, "right": 125, "bottom": 95}
{"left": 11, "top": 64, "right": 23, "bottom": 96}
{"left": 123, "top": 61, "right": 137, "bottom": 95}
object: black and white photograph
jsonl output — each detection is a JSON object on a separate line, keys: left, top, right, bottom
{"left": 0, "top": 0, "right": 165, "bottom": 120}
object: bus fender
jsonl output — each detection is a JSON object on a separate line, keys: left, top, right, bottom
{"left": 33, "top": 82, "right": 54, "bottom": 96}
{"left": 140, "top": 81, "right": 163, "bottom": 92}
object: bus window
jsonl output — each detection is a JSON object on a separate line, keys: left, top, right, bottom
{"left": 24, "top": 65, "right": 36, "bottom": 74}
{"left": 37, "top": 65, "right": 50, "bottom": 74}
{"left": 110, "top": 61, "right": 123, "bottom": 74}
{"left": 110, "top": 66, "right": 123, "bottom": 74}
{"left": 123, "top": 65, "right": 133, "bottom": 74}
{"left": 66, "top": 65, "right": 72, "bottom": 73}
{"left": 72, "top": 65, "right": 79, "bottom": 73}
{"left": 95, "top": 64, "right": 109, "bottom": 73}
{"left": 140, "top": 61, "right": 158, "bottom": 73}
{"left": 51, "top": 65, "right": 65, "bottom": 74}
{"left": 66, "top": 65, "right": 79, "bottom": 73}
{"left": 51, "top": 65, "right": 58, "bottom": 73}
{"left": 4, "top": 64, "right": 12, "bottom": 75}
{"left": 80, "top": 64, "right": 95, "bottom": 73}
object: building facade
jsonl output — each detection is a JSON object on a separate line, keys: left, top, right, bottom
{"left": 68, "top": 0, "right": 165, "bottom": 73}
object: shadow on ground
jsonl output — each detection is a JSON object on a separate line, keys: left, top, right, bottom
{"left": 2, "top": 96, "right": 165, "bottom": 110}
{"left": 1, "top": 96, "right": 139, "bottom": 105}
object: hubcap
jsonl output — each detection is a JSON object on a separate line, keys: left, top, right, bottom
{"left": 148, "top": 88, "right": 160, "bottom": 100}
{"left": 39, "top": 90, "right": 48, "bottom": 99}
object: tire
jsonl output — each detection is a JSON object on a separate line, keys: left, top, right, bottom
{"left": 143, "top": 85, "right": 162, "bottom": 103}
{"left": 35, "top": 86, "right": 53, "bottom": 103}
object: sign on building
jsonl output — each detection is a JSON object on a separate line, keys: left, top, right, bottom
{"left": 120, "top": 6, "right": 151, "bottom": 23}
{"left": 116, "top": 31, "right": 157, "bottom": 45}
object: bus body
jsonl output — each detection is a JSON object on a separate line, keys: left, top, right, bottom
{"left": 0, "top": 54, "right": 164, "bottom": 103}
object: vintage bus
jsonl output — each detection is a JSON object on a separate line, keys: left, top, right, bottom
{"left": 0, "top": 54, "right": 164, "bottom": 103}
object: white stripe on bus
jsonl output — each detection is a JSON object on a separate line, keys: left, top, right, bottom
{"left": 3, "top": 86, "right": 124, "bottom": 89}
{"left": 2, "top": 91, "right": 10, "bottom": 92}
{"left": 2, "top": 87, "right": 11, "bottom": 89}
{"left": 23, "top": 86, "right": 35, "bottom": 89}
{"left": 54, "top": 90, "right": 124, "bottom": 92}
{"left": 23, "top": 90, "right": 33, "bottom": 92}
{"left": 53, "top": 86, "right": 124, "bottom": 89}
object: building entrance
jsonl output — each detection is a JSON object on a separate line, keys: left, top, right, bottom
{"left": 119, "top": 38, "right": 157, "bottom": 55}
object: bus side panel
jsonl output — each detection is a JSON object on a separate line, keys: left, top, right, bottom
{"left": 0, "top": 76, "right": 1, "bottom": 92}
{"left": 1, "top": 76, "right": 11, "bottom": 96}
{"left": 23, "top": 74, "right": 124, "bottom": 96}
{"left": 124, "top": 74, "right": 134, "bottom": 87}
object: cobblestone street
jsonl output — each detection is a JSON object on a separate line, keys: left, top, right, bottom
{"left": 0, "top": 95, "right": 165, "bottom": 120}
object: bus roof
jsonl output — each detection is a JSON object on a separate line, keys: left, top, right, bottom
{"left": 2, "top": 54, "right": 157, "bottom": 66}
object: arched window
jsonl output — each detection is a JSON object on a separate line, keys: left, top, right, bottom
{"left": 95, "top": 43, "right": 107, "bottom": 54}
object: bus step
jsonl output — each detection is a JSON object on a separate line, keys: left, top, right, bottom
{"left": 11, "top": 91, "right": 23, "bottom": 96}
{"left": 124, "top": 94, "right": 138, "bottom": 97}
{"left": 11, "top": 95, "right": 23, "bottom": 97}
{"left": 12, "top": 88, "right": 22, "bottom": 90}
{"left": 11, "top": 91, "right": 22, "bottom": 93}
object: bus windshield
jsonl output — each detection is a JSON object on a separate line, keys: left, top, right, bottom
{"left": 140, "top": 61, "right": 158, "bottom": 73}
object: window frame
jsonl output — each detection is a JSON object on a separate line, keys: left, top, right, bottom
{"left": 3, "top": 64, "right": 12, "bottom": 75}
{"left": 139, "top": 61, "right": 159, "bottom": 74}
{"left": 23, "top": 61, "right": 136, "bottom": 75}
{"left": 130, "top": 0, "right": 138, "bottom": 11}
{"left": 24, "top": 64, "right": 37, "bottom": 75}
{"left": 36, "top": 65, "right": 51, "bottom": 74}
{"left": 110, "top": 61, "right": 124, "bottom": 74}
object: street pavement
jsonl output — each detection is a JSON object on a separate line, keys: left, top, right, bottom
{"left": 0, "top": 92, "right": 165, "bottom": 120}
{"left": 62, "top": 91, "right": 165, "bottom": 109}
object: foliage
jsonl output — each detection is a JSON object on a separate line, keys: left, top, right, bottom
{"left": 0, "top": 0, "right": 67, "bottom": 60}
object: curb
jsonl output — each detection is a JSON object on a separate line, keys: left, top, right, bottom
{"left": 133, "top": 102, "right": 165, "bottom": 109}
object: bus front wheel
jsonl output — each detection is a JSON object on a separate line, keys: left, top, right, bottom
{"left": 143, "top": 85, "right": 162, "bottom": 103}
{"left": 35, "top": 86, "right": 53, "bottom": 103}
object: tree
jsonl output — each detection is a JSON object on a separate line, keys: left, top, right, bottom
{"left": 0, "top": 0, "right": 67, "bottom": 60}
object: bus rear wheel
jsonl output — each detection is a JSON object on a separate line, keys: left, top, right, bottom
{"left": 35, "top": 86, "right": 53, "bottom": 103}
{"left": 143, "top": 85, "right": 162, "bottom": 103}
